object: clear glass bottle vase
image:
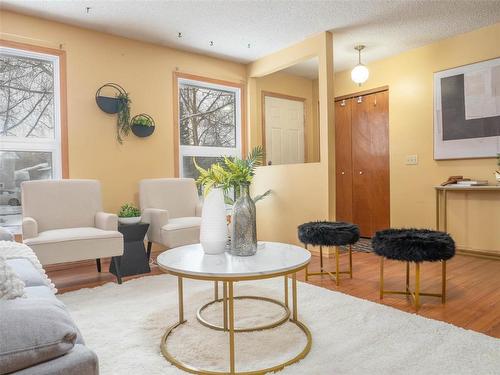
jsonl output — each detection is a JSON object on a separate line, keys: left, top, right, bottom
{"left": 230, "top": 183, "right": 257, "bottom": 256}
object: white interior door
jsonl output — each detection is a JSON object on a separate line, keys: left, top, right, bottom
{"left": 264, "top": 96, "right": 305, "bottom": 165}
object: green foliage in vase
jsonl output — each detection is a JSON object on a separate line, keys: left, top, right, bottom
{"left": 194, "top": 146, "right": 271, "bottom": 204}
{"left": 116, "top": 92, "right": 131, "bottom": 144}
{"left": 118, "top": 203, "right": 141, "bottom": 218}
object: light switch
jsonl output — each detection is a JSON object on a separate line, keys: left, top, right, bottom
{"left": 405, "top": 155, "right": 418, "bottom": 165}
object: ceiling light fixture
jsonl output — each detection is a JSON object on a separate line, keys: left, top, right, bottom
{"left": 351, "top": 45, "right": 369, "bottom": 86}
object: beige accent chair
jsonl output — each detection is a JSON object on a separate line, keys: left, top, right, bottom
{"left": 139, "top": 178, "right": 202, "bottom": 257}
{"left": 21, "top": 179, "right": 124, "bottom": 283}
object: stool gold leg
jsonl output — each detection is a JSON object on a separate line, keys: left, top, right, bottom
{"left": 335, "top": 247, "right": 340, "bottom": 286}
{"left": 405, "top": 262, "right": 410, "bottom": 294}
{"left": 379, "top": 257, "right": 384, "bottom": 299}
{"left": 415, "top": 263, "right": 420, "bottom": 311}
{"left": 304, "top": 244, "right": 309, "bottom": 281}
{"left": 442, "top": 261, "right": 447, "bottom": 304}
{"left": 349, "top": 245, "right": 353, "bottom": 278}
{"left": 319, "top": 246, "right": 324, "bottom": 272}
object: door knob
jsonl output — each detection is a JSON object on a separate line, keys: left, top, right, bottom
{"left": 359, "top": 171, "right": 363, "bottom": 175}
{"left": 341, "top": 171, "right": 345, "bottom": 175}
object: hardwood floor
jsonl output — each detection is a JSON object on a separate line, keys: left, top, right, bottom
{"left": 46, "top": 250, "right": 500, "bottom": 338}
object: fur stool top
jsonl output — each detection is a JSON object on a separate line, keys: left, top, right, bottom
{"left": 298, "top": 221, "right": 360, "bottom": 247}
{"left": 372, "top": 228, "right": 455, "bottom": 262}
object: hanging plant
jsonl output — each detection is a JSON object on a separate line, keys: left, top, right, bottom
{"left": 116, "top": 92, "right": 131, "bottom": 144}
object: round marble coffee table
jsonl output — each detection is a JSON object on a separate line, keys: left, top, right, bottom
{"left": 157, "top": 241, "right": 312, "bottom": 375}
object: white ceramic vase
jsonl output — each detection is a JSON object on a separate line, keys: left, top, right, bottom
{"left": 200, "top": 188, "right": 228, "bottom": 255}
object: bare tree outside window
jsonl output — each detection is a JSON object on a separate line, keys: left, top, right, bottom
{"left": 179, "top": 83, "right": 236, "bottom": 147}
{"left": 0, "top": 54, "right": 55, "bottom": 138}
{"left": 0, "top": 48, "right": 60, "bottom": 232}
{"left": 177, "top": 79, "right": 241, "bottom": 180}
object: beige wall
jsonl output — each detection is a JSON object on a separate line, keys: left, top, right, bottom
{"left": 248, "top": 32, "right": 335, "bottom": 246}
{"left": 334, "top": 23, "right": 500, "bottom": 255}
{"left": 1, "top": 10, "right": 246, "bottom": 214}
{"left": 253, "top": 71, "right": 320, "bottom": 162}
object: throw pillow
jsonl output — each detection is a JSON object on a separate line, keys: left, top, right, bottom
{"left": 0, "top": 256, "right": 25, "bottom": 300}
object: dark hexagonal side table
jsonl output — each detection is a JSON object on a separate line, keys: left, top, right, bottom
{"left": 110, "top": 222, "right": 151, "bottom": 278}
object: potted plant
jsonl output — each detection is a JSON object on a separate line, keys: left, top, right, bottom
{"left": 118, "top": 203, "right": 141, "bottom": 225}
{"left": 131, "top": 114, "right": 155, "bottom": 138}
{"left": 194, "top": 146, "right": 271, "bottom": 256}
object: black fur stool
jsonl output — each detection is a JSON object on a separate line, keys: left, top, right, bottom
{"left": 372, "top": 228, "right": 455, "bottom": 310}
{"left": 298, "top": 221, "right": 360, "bottom": 285}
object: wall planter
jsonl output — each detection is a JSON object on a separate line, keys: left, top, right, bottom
{"left": 131, "top": 113, "right": 155, "bottom": 138}
{"left": 95, "top": 83, "right": 127, "bottom": 114}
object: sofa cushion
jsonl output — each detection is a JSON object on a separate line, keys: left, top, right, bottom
{"left": 161, "top": 217, "right": 201, "bottom": 248}
{"left": 0, "top": 256, "right": 25, "bottom": 300}
{"left": 5, "top": 258, "right": 46, "bottom": 287}
{"left": 0, "top": 299, "right": 78, "bottom": 374}
{"left": 24, "top": 227, "right": 123, "bottom": 265}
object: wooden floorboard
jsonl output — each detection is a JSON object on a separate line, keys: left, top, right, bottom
{"left": 47, "top": 250, "right": 500, "bottom": 338}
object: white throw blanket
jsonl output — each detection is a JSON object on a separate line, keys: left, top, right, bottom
{"left": 0, "top": 241, "right": 57, "bottom": 293}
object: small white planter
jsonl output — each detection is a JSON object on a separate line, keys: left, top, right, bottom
{"left": 200, "top": 188, "right": 228, "bottom": 255}
{"left": 118, "top": 216, "right": 142, "bottom": 225}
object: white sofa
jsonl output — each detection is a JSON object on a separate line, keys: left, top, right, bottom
{"left": 139, "top": 178, "right": 202, "bottom": 256}
{"left": 21, "top": 179, "right": 124, "bottom": 283}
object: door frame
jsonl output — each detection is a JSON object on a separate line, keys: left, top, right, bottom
{"left": 334, "top": 86, "right": 390, "bottom": 237}
{"left": 261, "top": 91, "right": 307, "bottom": 165}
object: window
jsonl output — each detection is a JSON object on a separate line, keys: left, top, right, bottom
{"left": 0, "top": 45, "right": 63, "bottom": 231}
{"left": 176, "top": 76, "right": 242, "bottom": 179}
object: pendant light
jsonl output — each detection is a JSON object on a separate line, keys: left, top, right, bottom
{"left": 351, "top": 45, "right": 369, "bottom": 86}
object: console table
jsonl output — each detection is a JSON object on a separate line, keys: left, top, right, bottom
{"left": 435, "top": 185, "right": 500, "bottom": 258}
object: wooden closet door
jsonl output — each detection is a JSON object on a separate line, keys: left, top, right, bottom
{"left": 370, "top": 91, "right": 390, "bottom": 233}
{"left": 351, "top": 91, "right": 390, "bottom": 237}
{"left": 335, "top": 99, "right": 353, "bottom": 222}
{"left": 351, "top": 94, "right": 374, "bottom": 237}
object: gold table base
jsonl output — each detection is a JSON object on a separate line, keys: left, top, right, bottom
{"left": 159, "top": 271, "right": 312, "bottom": 375}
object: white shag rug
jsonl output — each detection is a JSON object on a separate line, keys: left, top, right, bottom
{"left": 59, "top": 275, "right": 500, "bottom": 375}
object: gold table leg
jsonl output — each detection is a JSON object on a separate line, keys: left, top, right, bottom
{"left": 292, "top": 273, "right": 298, "bottom": 321}
{"left": 178, "top": 276, "right": 184, "bottom": 323}
{"left": 223, "top": 282, "right": 228, "bottom": 331}
{"left": 214, "top": 281, "right": 219, "bottom": 301}
{"left": 284, "top": 275, "right": 289, "bottom": 308}
{"left": 228, "top": 281, "right": 235, "bottom": 374}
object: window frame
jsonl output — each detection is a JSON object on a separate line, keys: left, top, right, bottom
{"left": 0, "top": 40, "right": 68, "bottom": 178}
{"left": 173, "top": 72, "right": 246, "bottom": 178}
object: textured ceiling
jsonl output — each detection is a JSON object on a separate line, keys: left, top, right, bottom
{"left": 2, "top": 0, "right": 500, "bottom": 72}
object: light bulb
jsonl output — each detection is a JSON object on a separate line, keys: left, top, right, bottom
{"left": 351, "top": 64, "right": 369, "bottom": 86}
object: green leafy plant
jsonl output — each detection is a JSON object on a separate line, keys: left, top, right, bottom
{"left": 194, "top": 146, "right": 271, "bottom": 204}
{"left": 132, "top": 116, "right": 154, "bottom": 127}
{"left": 118, "top": 203, "right": 141, "bottom": 218}
{"left": 116, "top": 92, "right": 131, "bottom": 143}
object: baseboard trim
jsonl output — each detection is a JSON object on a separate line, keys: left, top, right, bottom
{"left": 456, "top": 248, "right": 500, "bottom": 260}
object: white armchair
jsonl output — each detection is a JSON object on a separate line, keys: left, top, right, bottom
{"left": 139, "top": 178, "right": 202, "bottom": 257}
{"left": 21, "top": 179, "right": 124, "bottom": 283}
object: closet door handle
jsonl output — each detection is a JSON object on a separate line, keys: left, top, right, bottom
{"left": 359, "top": 171, "right": 363, "bottom": 175}
{"left": 341, "top": 171, "right": 345, "bottom": 175}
